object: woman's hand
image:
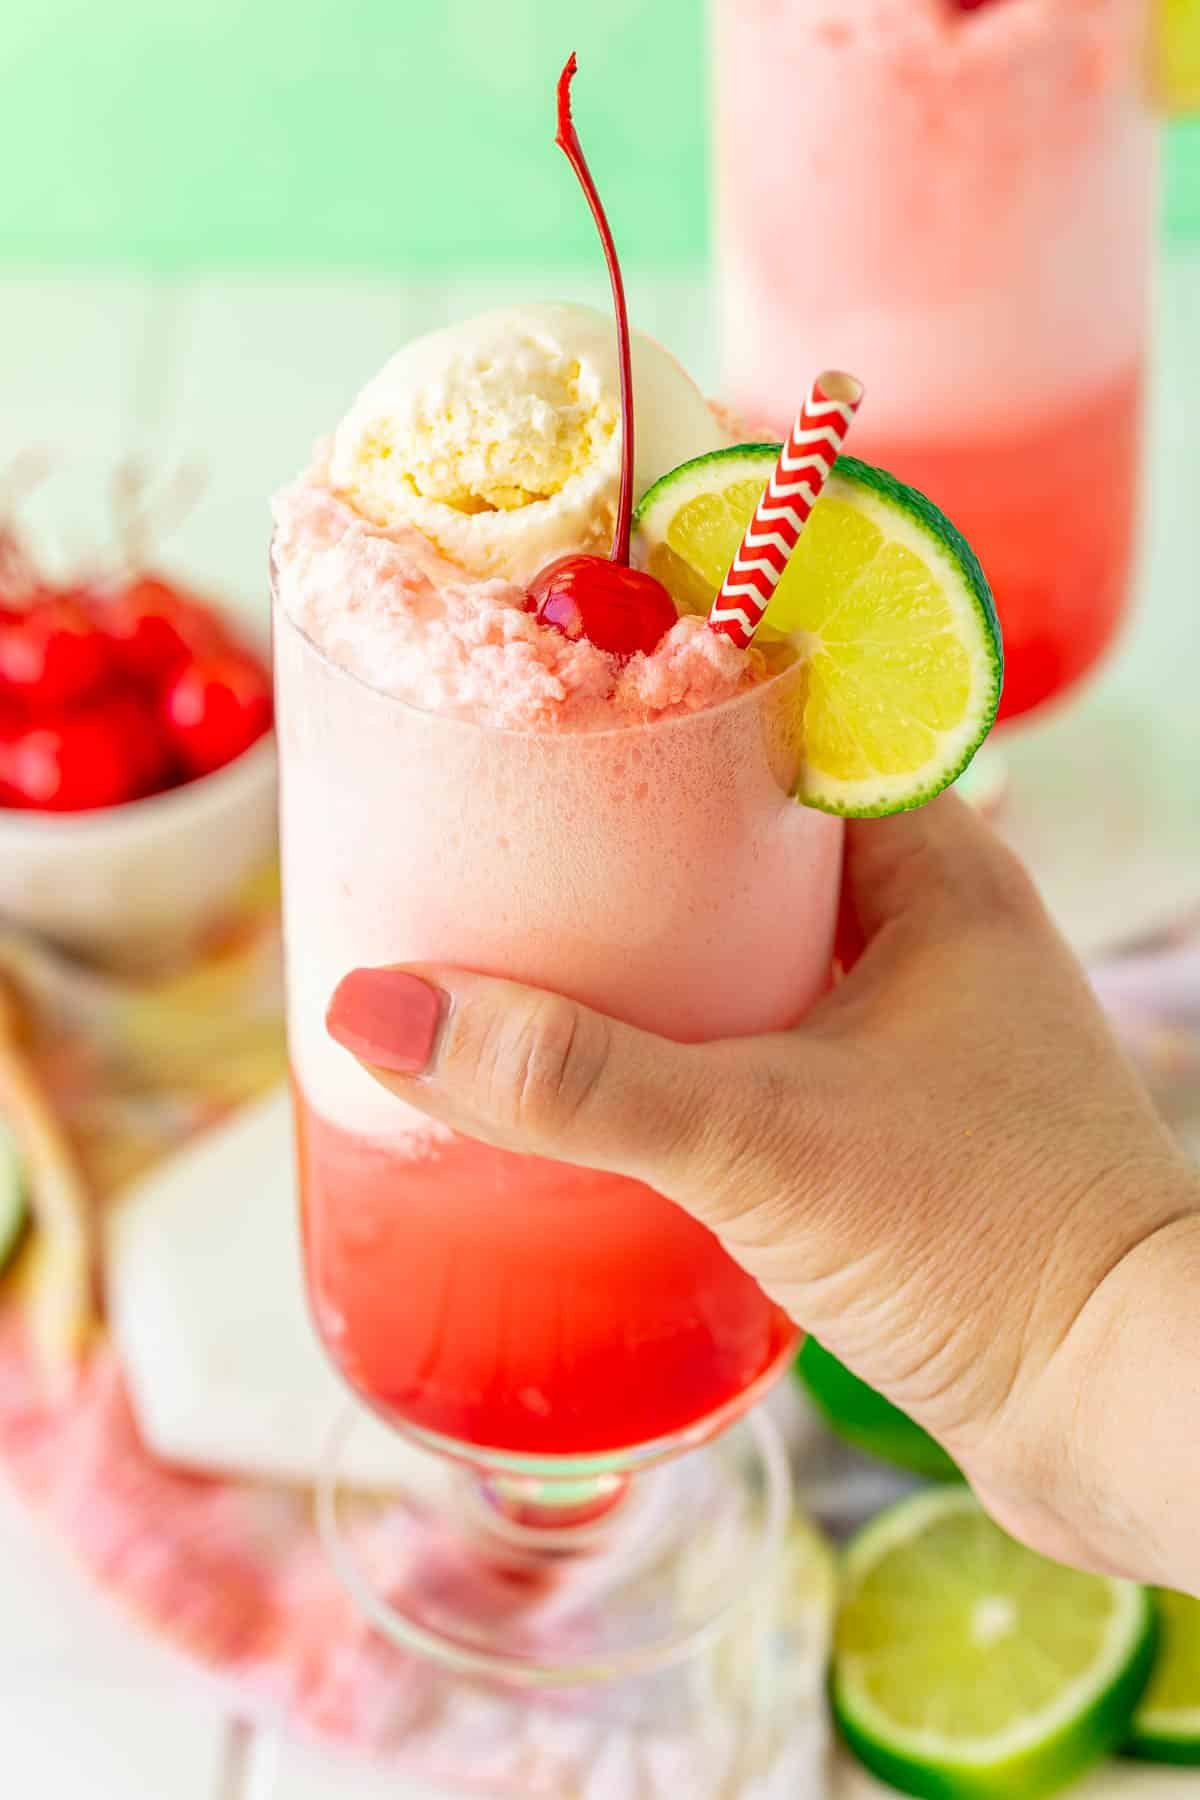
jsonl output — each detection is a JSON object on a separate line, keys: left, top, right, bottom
{"left": 327, "top": 793, "right": 1200, "bottom": 1592}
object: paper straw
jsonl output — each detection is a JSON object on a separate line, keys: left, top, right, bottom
{"left": 707, "top": 371, "right": 864, "bottom": 648}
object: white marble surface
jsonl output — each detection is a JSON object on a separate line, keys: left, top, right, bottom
{"left": 0, "top": 258, "right": 1197, "bottom": 1797}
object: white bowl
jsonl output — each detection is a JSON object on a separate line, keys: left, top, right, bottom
{"left": 0, "top": 732, "right": 278, "bottom": 971}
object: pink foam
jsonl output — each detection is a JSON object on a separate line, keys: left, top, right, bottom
{"left": 271, "top": 459, "right": 758, "bottom": 732}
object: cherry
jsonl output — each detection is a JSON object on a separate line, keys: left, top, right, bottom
{"left": 0, "top": 591, "right": 114, "bottom": 708}
{"left": 162, "top": 648, "right": 273, "bottom": 778}
{"left": 3, "top": 691, "right": 171, "bottom": 813}
{"left": 112, "top": 690, "right": 178, "bottom": 796}
{"left": 101, "top": 574, "right": 224, "bottom": 687}
{"left": 526, "top": 56, "right": 677, "bottom": 665}
{"left": 528, "top": 555, "right": 678, "bottom": 661}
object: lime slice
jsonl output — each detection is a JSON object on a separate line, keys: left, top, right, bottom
{"left": 833, "top": 1487, "right": 1156, "bottom": 1799}
{"left": 1153, "top": 0, "right": 1200, "bottom": 112}
{"left": 1127, "top": 1591, "right": 1200, "bottom": 1763}
{"left": 632, "top": 448, "right": 1002, "bottom": 816}
{"left": 0, "top": 1123, "right": 27, "bottom": 1275}
{"left": 796, "top": 1336, "right": 960, "bottom": 1483}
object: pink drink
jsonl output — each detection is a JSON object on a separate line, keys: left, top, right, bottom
{"left": 714, "top": 0, "right": 1156, "bottom": 722}
{"left": 274, "top": 485, "right": 842, "bottom": 1460}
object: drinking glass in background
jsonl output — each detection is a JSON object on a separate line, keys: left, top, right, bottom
{"left": 713, "top": 0, "right": 1157, "bottom": 727}
{"left": 273, "top": 574, "right": 842, "bottom": 1680}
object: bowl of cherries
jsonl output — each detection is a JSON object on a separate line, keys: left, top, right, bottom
{"left": 0, "top": 553, "right": 276, "bottom": 970}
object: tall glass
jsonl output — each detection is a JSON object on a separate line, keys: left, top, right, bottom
{"left": 714, "top": 0, "right": 1156, "bottom": 726}
{"left": 273, "top": 581, "right": 842, "bottom": 1679}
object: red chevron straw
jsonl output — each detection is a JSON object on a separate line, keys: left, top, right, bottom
{"left": 708, "top": 371, "right": 864, "bottom": 648}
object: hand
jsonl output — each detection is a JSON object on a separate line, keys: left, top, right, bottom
{"left": 326, "top": 793, "right": 1200, "bottom": 1590}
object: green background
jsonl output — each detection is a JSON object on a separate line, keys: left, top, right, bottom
{"left": 1, "top": 0, "right": 1197, "bottom": 271}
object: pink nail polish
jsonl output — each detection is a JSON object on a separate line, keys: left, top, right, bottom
{"left": 326, "top": 969, "right": 444, "bottom": 1074}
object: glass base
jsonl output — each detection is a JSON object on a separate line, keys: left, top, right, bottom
{"left": 317, "top": 1406, "right": 791, "bottom": 1686}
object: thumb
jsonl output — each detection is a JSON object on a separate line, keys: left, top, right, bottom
{"left": 325, "top": 964, "right": 789, "bottom": 1211}
{"left": 834, "top": 795, "right": 1050, "bottom": 1008}
{"left": 839, "top": 789, "right": 1046, "bottom": 965}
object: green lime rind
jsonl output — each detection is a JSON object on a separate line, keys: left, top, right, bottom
{"left": 1125, "top": 1722, "right": 1200, "bottom": 1765}
{"left": 833, "top": 1488, "right": 1157, "bottom": 1800}
{"left": 834, "top": 454, "right": 997, "bottom": 643}
{"left": 1125, "top": 1590, "right": 1200, "bottom": 1764}
{"left": 805, "top": 453, "right": 1007, "bottom": 820}
{"left": 837, "top": 1638, "right": 1156, "bottom": 1800}
{"left": 796, "top": 1336, "right": 961, "bottom": 1483}
{"left": 0, "top": 1124, "right": 28, "bottom": 1275}
{"left": 632, "top": 447, "right": 1003, "bottom": 819}
{"left": 790, "top": 454, "right": 1001, "bottom": 820}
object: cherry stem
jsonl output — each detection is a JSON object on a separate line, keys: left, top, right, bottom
{"left": 555, "top": 53, "right": 634, "bottom": 568}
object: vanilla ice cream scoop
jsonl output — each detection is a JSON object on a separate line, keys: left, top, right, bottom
{"left": 329, "top": 302, "right": 729, "bottom": 583}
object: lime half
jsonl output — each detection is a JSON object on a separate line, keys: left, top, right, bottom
{"left": 796, "top": 1336, "right": 960, "bottom": 1483}
{"left": 833, "top": 1487, "right": 1156, "bottom": 1799}
{"left": 1127, "top": 1590, "right": 1200, "bottom": 1763}
{"left": 632, "top": 448, "right": 1002, "bottom": 817}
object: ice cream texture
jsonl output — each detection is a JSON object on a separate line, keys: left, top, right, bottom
{"left": 328, "top": 302, "right": 729, "bottom": 583}
{"left": 273, "top": 302, "right": 757, "bottom": 730}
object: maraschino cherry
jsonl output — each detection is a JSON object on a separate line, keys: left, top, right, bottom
{"left": 525, "top": 56, "right": 678, "bottom": 663}
{"left": 104, "top": 572, "right": 222, "bottom": 685}
{"left": 0, "top": 465, "right": 273, "bottom": 813}
{"left": 0, "top": 589, "right": 113, "bottom": 708}
{"left": 2, "top": 692, "right": 172, "bottom": 813}
{"left": 162, "top": 647, "right": 274, "bottom": 779}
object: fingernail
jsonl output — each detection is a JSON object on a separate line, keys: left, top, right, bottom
{"left": 326, "top": 968, "right": 445, "bottom": 1075}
